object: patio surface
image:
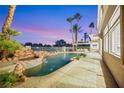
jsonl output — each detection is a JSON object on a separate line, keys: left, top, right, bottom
{"left": 15, "top": 52, "right": 118, "bottom": 88}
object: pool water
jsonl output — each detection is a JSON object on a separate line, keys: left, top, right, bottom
{"left": 25, "top": 53, "right": 77, "bottom": 76}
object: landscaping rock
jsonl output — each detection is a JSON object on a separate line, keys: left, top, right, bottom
{"left": 13, "top": 57, "right": 18, "bottom": 61}
{"left": 19, "top": 75, "right": 28, "bottom": 82}
{"left": 1, "top": 58, "right": 8, "bottom": 62}
{"left": 7, "top": 58, "right": 12, "bottom": 62}
{"left": 13, "top": 64, "right": 25, "bottom": 76}
{"left": 13, "top": 63, "right": 28, "bottom": 82}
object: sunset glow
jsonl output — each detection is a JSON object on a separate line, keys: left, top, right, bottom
{"left": 0, "top": 5, "right": 97, "bottom": 45}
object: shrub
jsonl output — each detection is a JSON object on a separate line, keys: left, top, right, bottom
{"left": 75, "top": 53, "right": 87, "bottom": 60}
{"left": 0, "top": 28, "right": 22, "bottom": 59}
{"left": 75, "top": 55, "right": 81, "bottom": 60}
{"left": 0, "top": 39, "right": 22, "bottom": 58}
{"left": 0, "top": 73, "right": 19, "bottom": 88}
{"left": 80, "top": 53, "right": 87, "bottom": 57}
{"left": 0, "top": 28, "right": 21, "bottom": 40}
{"left": 0, "top": 40, "right": 22, "bottom": 52}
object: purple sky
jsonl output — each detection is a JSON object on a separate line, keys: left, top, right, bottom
{"left": 0, "top": 5, "right": 97, "bottom": 45}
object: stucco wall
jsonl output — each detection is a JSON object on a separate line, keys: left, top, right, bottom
{"left": 103, "top": 52, "right": 124, "bottom": 87}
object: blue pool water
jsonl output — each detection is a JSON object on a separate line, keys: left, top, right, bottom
{"left": 25, "top": 53, "right": 77, "bottom": 76}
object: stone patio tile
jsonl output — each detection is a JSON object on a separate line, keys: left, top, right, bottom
{"left": 76, "top": 61, "right": 98, "bottom": 73}
{"left": 52, "top": 74, "right": 96, "bottom": 88}
{"left": 96, "top": 75, "right": 106, "bottom": 88}
{"left": 63, "top": 67, "right": 96, "bottom": 85}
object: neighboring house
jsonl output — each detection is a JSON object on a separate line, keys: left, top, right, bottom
{"left": 97, "top": 5, "right": 124, "bottom": 87}
{"left": 90, "top": 34, "right": 99, "bottom": 51}
{"left": 75, "top": 34, "right": 99, "bottom": 51}
{"left": 25, "top": 45, "right": 31, "bottom": 49}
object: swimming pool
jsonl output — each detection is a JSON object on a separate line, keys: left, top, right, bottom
{"left": 25, "top": 53, "right": 77, "bottom": 76}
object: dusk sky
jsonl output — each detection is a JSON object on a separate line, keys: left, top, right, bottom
{"left": 0, "top": 5, "right": 97, "bottom": 45}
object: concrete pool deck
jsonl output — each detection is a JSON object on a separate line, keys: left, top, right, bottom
{"left": 15, "top": 52, "right": 118, "bottom": 88}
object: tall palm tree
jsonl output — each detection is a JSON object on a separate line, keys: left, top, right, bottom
{"left": 89, "top": 22, "right": 95, "bottom": 34}
{"left": 7, "top": 28, "right": 21, "bottom": 39}
{"left": 74, "top": 13, "right": 82, "bottom": 51}
{"left": 74, "top": 13, "right": 82, "bottom": 23}
{"left": 67, "top": 17, "right": 75, "bottom": 51}
{"left": 2, "top": 5, "right": 16, "bottom": 34}
{"left": 84, "top": 32, "right": 87, "bottom": 43}
{"left": 0, "top": 28, "right": 21, "bottom": 40}
{"left": 73, "top": 24, "right": 81, "bottom": 51}
{"left": 1, "top": 5, "right": 16, "bottom": 59}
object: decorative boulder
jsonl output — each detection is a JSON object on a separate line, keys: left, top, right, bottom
{"left": 19, "top": 75, "right": 28, "bottom": 82}
{"left": 7, "top": 58, "right": 12, "bottom": 62}
{"left": 1, "top": 58, "right": 8, "bottom": 62}
{"left": 13, "top": 64, "right": 25, "bottom": 76}
{"left": 13, "top": 57, "right": 18, "bottom": 61}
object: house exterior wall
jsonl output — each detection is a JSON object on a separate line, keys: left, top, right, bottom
{"left": 97, "top": 5, "right": 124, "bottom": 87}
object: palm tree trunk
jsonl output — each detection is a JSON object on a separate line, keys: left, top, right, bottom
{"left": 76, "top": 21, "right": 80, "bottom": 51}
{"left": 75, "top": 31, "right": 78, "bottom": 51}
{"left": 90, "top": 28, "right": 92, "bottom": 34}
{"left": 71, "top": 23, "right": 75, "bottom": 51}
{"left": 72, "top": 31, "right": 75, "bottom": 51}
{"left": 2, "top": 5, "right": 16, "bottom": 33}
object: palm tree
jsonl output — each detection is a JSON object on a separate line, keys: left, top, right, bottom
{"left": 83, "top": 32, "right": 92, "bottom": 43}
{"left": 2, "top": 5, "right": 16, "bottom": 34}
{"left": 74, "top": 13, "right": 82, "bottom": 22}
{"left": 73, "top": 24, "right": 82, "bottom": 51}
{"left": 67, "top": 17, "right": 75, "bottom": 51}
{"left": 0, "top": 5, "right": 18, "bottom": 59}
{"left": 74, "top": 13, "right": 82, "bottom": 51}
{"left": 89, "top": 22, "right": 95, "bottom": 34}
{"left": 0, "top": 28, "right": 20, "bottom": 40}
{"left": 84, "top": 32, "right": 89, "bottom": 43}
{"left": 7, "top": 28, "right": 21, "bottom": 39}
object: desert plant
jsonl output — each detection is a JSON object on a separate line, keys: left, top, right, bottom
{"left": 2, "top": 5, "right": 16, "bottom": 33}
{"left": 74, "top": 13, "right": 82, "bottom": 51}
{"left": 7, "top": 28, "right": 21, "bottom": 39}
{"left": 75, "top": 55, "right": 81, "bottom": 60}
{"left": 0, "top": 28, "right": 21, "bottom": 40}
{"left": 89, "top": 22, "right": 95, "bottom": 34}
{"left": 73, "top": 24, "right": 82, "bottom": 51}
{"left": 80, "top": 53, "right": 87, "bottom": 57}
{"left": 75, "top": 53, "right": 87, "bottom": 60}
{"left": 0, "top": 73, "right": 19, "bottom": 88}
{"left": 67, "top": 17, "right": 75, "bottom": 51}
{"left": 0, "top": 39, "right": 22, "bottom": 58}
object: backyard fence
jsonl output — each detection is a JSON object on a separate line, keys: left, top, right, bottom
{"left": 31, "top": 46, "right": 72, "bottom": 52}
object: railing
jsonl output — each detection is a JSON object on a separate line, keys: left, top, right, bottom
{"left": 31, "top": 46, "right": 72, "bottom": 52}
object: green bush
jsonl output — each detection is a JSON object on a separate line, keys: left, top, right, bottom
{"left": 0, "top": 28, "right": 22, "bottom": 59}
{"left": 75, "top": 53, "right": 87, "bottom": 60}
{"left": 80, "top": 53, "right": 87, "bottom": 57}
{"left": 0, "top": 40, "right": 22, "bottom": 52}
{"left": 0, "top": 73, "right": 19, "bottom": 88}
{"left": 0, "top": 28, "right": 21, "bottom": 40}
{"left": 75, "top": 55, "right": 81, "bottom": 60}
{"left": 0, "top": 39, "right": 22, "bottom": 58}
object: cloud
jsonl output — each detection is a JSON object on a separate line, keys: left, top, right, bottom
{"left": 13, "top": 25, "right": 72, "bottom": 44}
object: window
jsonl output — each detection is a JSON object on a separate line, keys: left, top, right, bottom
{"left": 110, "top": 22, "right": 120, "bottom": 56}
{"left": 104, "top": 34, "right": 108, "bottom": 52}
{"left": 108, "top": 6, "right": 120, "bottom": 28}
{"left": 103, "top": 24, "right": 109, "bottom": 52}
{"left": 103, "top": 6, "right": 120, "bottom": 58}
{"left": 109, "top": 6, "right": 120, "bottom": 57}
